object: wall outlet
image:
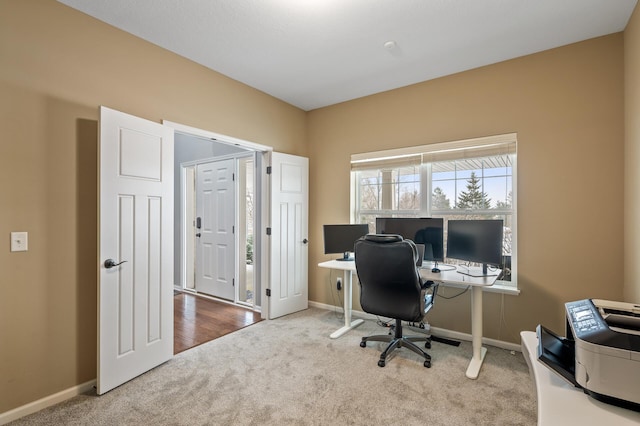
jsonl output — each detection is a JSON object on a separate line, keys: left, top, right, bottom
{"left": 336, "top": 277, "right": 342, "bottom": 291}
{"left": 11, "top": 231, "right": 28, "bottom": 252}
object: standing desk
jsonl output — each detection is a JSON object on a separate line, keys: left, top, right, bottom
{"left": 421, "top": 266, "right": 499, "bottom": 379}
{"left": 318, "top": 259, "right": 499, "bottom": 379}
{"left": 317, "top": 259, "right": 365, "bottom": 338}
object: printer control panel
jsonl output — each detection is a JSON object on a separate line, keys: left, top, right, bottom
{"left": 566, "top": 299, "right": 607, "bottom": 336}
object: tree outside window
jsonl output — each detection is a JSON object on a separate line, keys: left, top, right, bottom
{"left": 353, "top": 152, "right": 515, "bottom": 284}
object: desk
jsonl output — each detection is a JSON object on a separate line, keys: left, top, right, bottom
{"left": 520, "top": 331, "right": 640, "bottom": 425}
{"left": 421, "top": 266, "right": 499, "bottom": 379}
{"left": 317, "top": 259, "right": 365, "bottom": 338}
{"left": 317, "top": 260, "right": 499, "bottom": 379}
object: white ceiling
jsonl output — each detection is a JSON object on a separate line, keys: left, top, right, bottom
{"left": 58, "top": 0, "right": 637, "bottom": 111}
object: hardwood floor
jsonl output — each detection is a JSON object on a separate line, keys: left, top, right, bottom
{"left": 174, "top": 292, "right": 263, "bottom": 354}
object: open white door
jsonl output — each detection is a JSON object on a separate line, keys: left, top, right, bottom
{"left": 98, "top": 107, "right": 174, "bottom": 395}
{"left": 268, "top": 152, "right": 309, "bottom": 319}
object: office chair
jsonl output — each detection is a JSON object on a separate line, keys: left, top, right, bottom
{"left": 354, "top": 234, "right": 438, "bottom": 368}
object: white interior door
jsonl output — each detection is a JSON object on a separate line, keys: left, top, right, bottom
{"left": 195, "top": 159, "right": 236, "bottom": 300}
{"left": 268, "top": 152, "right": 309, "bottom": 319}
{"left": 98, "top": 106, "right": 174, "bottom": 395}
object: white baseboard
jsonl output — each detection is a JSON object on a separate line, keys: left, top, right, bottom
{"left": 0, "top": 380, "right": 96, "bottom": 425}
{"left": 308, "top": 300, "right": 522, "bottom": 353}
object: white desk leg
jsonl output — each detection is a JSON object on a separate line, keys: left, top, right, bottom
{"left": 329, "top": 269, "right": 364, "bottom": 339}
{"left": 466, "top": 285, "right": 487, "bottom": 379}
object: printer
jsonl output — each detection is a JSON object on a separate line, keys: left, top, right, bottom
{"left": 537, "top": 299, "right": 640, "bottom": 412}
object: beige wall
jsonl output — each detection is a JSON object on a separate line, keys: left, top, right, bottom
{"left": 0, "top": 0, "right": 633, "bottom": 417}
{"left": 0, "top": 0, "right": 306, "bottom": 413}
{"left": 308, "top": 34, "right": 625, "bottom": 345}
{"left": 625, "top": 1, "right": 640, "bottom": 303}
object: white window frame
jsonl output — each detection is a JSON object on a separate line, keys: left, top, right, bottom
{"left": 350, "top": 134, "right": 517, "bottom": 290}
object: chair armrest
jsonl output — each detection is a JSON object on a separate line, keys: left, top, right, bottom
{"left": 422, "top": 281, "right": 438, "bottom": 311}
{"left": 421, "top": 280, "right": 435, "bottom": 289}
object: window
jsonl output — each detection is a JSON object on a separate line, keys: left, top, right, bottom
{"left": 351, "top": 134, "right": 517, "bottom": 285}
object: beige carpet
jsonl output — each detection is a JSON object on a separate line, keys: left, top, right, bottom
{"left": 10, "top": 308, "right": 536, "bottom": 425}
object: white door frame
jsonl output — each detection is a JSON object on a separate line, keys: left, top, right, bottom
{"left": 181, "top": 165, "right": 196, "bottom": 291}
{"left": 180, "top": 153, "right": 255, "bottom": 301}
{"left": 165, "top": 120, "right": 272, "bottom": 318}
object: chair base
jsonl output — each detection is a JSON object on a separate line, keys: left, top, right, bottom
{"left": 360, "top": 319, "right": 432, "bottom": 368}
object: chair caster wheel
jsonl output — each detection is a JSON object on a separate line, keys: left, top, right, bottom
{"left": 424, "top": 360, "right": 431, "bottom": 368}
{"left": 425, "top": 341, "right": 431, "bottom": 349}
{"left": 378, "top": 360, "right": 386, "bottom": 367}
{"left": 360, "top": 341, "right": 366, "bottom": 348}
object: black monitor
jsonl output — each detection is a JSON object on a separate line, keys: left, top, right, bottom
{"left": 446, "top": 219, "right": 503, "bottom": 276}
{"left": 323, "top": 224, "right": 369, "bottom": 261}
{"left": 375, "top": 217, "right": 444, "bottom": 263}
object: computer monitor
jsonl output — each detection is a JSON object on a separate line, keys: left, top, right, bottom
{"left": 375, "top": 217, "right": 444, "bottom": 263}
{"left": 446, "top": 219, "right": 503, "bottom": 276}
{"left": 323, "top": 224, "right": 369, "bottom": 261}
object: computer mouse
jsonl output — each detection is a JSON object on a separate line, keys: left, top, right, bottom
{"left": 431, "top": 267, "right": 440, "bottom": 273}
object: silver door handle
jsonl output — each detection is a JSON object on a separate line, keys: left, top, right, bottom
{"left": 104, "top": 259, "right": 127, "bottom": 269}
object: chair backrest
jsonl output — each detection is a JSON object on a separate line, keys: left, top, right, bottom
{"left": 354, "top": 234, "right": 426, "bottom": 322}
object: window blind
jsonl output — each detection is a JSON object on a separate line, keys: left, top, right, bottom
{"left": 350, "top": 133, "right": 517, "bottom": 171}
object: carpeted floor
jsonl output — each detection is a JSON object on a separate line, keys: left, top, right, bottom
{"left": 10, "top": 308, "right": 537, "bottom": 425}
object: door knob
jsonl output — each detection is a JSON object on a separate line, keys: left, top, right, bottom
{"left": 302, "top": 238, "right": 309, "bottom": 244}
{"left": 196, "top": 233, "right": 202, "bottom": 238}
{"left": 104, "top": 259, "right": 127, "bottom": 269}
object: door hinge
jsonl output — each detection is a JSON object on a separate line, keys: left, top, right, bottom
{"left": 266, "top": 289, "right": 271, "bottom": 297}
{"left": 232, "top": 225, "right": 235, "bottom": 234}
{"left": 266, "top": 227, "right": 271, "bottom": 236}
{"left": 232, "top": 278, "right": 235, "bottom": 287}
{"left": 232, "top": 172, "right": 235, "bottom": 181}
{"left": 266, "top": 166, "right": 272, "bottom": 175}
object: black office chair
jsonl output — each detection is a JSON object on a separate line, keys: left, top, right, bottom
{"left": 354, "top": 234, "right": 438, "bottom": 368}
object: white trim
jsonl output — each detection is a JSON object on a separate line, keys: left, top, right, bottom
{"left": 308, "top": 300, "right": 522, "bottom": 352}
{"left": 163, "top": 120, "right": 273, "bottom": 152}
{"left": 350, "top": 132, "right": 517, "bottom": 164}
{"left": 0, "top": 380, "right": 96, "bottom": 425}
{"left": 180, "top": 151, "right": 254, "bottom": 169}
{"left": 260, "top": 150, "right": 271, "bottom": 320}
{"left": 510, "top": 150, "right": 518, "bottom": 288}
{"left": 180, "top": 165, "right": 196, "bottom": 291}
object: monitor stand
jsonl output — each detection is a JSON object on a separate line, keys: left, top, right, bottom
{"left": 457, "top": 263, "right": 497, "bottom": 278}
{"left": 336, "top": 252, "right": 354, "bottom": 261}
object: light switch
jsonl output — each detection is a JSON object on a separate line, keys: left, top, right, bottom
{"left": 11, "top": 232, "right": 28, "bottom": 252}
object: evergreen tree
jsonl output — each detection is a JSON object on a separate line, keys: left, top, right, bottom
{"left": 432, "top": 187, "right": 451, "bottom": 209}
{"left": 495, "top": 191, "right": 513, "bottom": 209}
{"left": 456, "top": 172, "right": 491, "bottom": 209}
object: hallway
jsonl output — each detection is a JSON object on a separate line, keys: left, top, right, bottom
{"left": 174, "top": 292, "right": 262, "bottom": 354}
